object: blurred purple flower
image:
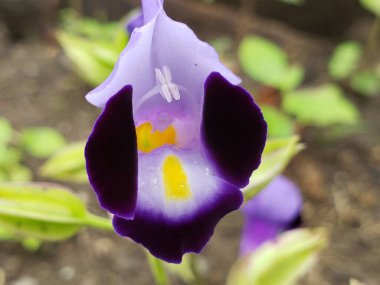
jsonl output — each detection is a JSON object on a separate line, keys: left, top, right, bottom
{"left": 240, "top": 175, "right": 302, "bottom": 256}
{"left": 126, "top": 11, "right": 144, "bottom": 34}
{"left": 85, "top": 0, "right": 266, "bottom": 263}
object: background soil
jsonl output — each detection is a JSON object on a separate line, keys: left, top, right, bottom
{"left": 0, "top": 1, "right": 379, "bottom": 285}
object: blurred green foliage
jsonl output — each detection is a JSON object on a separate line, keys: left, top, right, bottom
{"left": 238, "top": 35, "right": 365, "bottom": 137}
{"left": 0, "top": 182, "right": 112, "bottom": 241}
{"left": 328, "top": 40, "right": 380, "bottom": 97}
{"left": 283, "top": 85, "right": 360, "bottom": 126}
{"left": 40, "top": 141, "right": 87, "bottom": 183}
{"left": 226, "top": 228, "right": 327, "bottom": 285}
{"left": 328, "top": 41, "right": 362, "bottom": 80}
{"left": 21, "top": 127, "right": 66, "bottom": 158}
{"left": 260, "top": 106, "right": 295, "bottom": 138}
{"left": 0, "top": 117, "right": 113, "bottom": 246}
{"left": 350, "top": 70, "right": 380, "bottom": 96}
{"left": 0, "top": 118, "right": 31, "bottom": 182}
{"left": 57, "top": 10, "right": 129, "bottom": 86}
{"left": 243, "top": 136, "right": 303, "bottom": 201}
{"left": 360, "top": 0, "right": 380, "bottom": 17}
{"left": 239, "top": 36, "right": 304, "bottom": 93}
{"left": 0, "top": 118, "right": 12, "bottom": 145}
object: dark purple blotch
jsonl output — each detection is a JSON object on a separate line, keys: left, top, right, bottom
{"left": 201, "top": 72, "right": 267, "bottom": 188}
{"left": 85, "top": 85, "right": 138, "bottom": 219}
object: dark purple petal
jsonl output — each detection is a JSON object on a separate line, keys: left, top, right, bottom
{"left": 285, "top": 214, "right": 303, "bottom": 231}
{"left": 113, "top": 179, "right": 242, "bottom": 263}
{"left": 201, "top": 72, "right": 267, "bottom": 188}
{"left": 85, "top": 86, "right": 138, "bottom": 219}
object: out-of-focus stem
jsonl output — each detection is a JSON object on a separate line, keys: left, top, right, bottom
{"left": 146, "top": 253, "right": 172, "bottom": 285}
{"left": 83, "top": 214, "right": 114, "bottom": 231}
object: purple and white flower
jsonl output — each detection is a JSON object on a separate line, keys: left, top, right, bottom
{"left": 240, "top": 176, "right": 302, "bottom": 256}
{"left": 85, "top": 0, "right": 267, "bottom": 263}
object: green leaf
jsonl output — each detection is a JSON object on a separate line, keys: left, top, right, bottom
{"left": 239, "top": 36, "right": 288, "bottom": 87}
{"left": 226, "top": 228, "right": 327, "bottom": 285}
{"left": 59, "top": 9, "right": 121, "bottom": 41}
{"left": 57, "top": 31, "right": 115, "bottom": 86}
{"left": 261, "top": 106, "right": 295, "bottom": 138}
{"left": 9, "top": 165, "right": 33, "bottom": 182}
{"left": 328, "top": 42, "right": 362, "bottom": 80}
{"left": 21, "top": 127, "right": 66, "bottom": 158}
{"left": 40, "top": 141, "right": 87, "bottom": 183}
{"left": 283, "top": 84, "right": 360, "bottom": 126}
{"left": 21, "top": 237, "right": 42, "bottom": 252}
{"left": 279, "top": 65, "right": 305, "bottom": 92}
{"left": 350, "top": 71, "right": 380, "bottom": 97}
{"left": 0, "top": 226, "right": 41, "bottom": 251}
{"left": 243, "top": 136, "right": 303, "bottom": 201}
{"left": 0, "top": 170, "right": 7, "bottom": 182}
{"left": 0, "top": 117, "right": 12, "bottom": 146}
{"left": 0, "top": 182, "right": 111, "bottom": 240}
{"left": 57, "top": 11, "right": 128, "bottom": 87}
{"left": 0, "top": 147, "right": 22, "bottom": 168}
{"left": 359, "top": 0, "right": 380, "bottom": 17}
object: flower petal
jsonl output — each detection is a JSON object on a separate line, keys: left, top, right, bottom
{"left": 240, "top": 217, "right": 282, "bottom": 255}
{"left": 126, "top": 11, "right": 144, "bottom": 34}
{"left": 142, "top": 0, "right": 163, "bottom": 23}
{"left": 113, "top": 147, "right": 243, "bottom": 263}
{"left": 240, "top": 176, "right": 303, "bottom": 255}
{"left": 85, "top": 4, "right": 240, "bottom": 122}
{"left": 242, "top": 176, "right": 302, "bottom": 224}
{"left": 85, "top": 86, "right": 138, "bottom": 219}
{"left": 201, "top": 72, "right": 267, "bottom": 188}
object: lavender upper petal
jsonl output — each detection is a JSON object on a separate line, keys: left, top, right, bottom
{"left": 85, "top": 1, "right": 240, "bottom": 121}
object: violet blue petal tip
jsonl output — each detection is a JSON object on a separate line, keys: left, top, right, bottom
{"left": 85, "top": 85, "right": 138, "bottom": 219}
{"left": 243, "top": 175, "right": 303, "bottom": 224}
{"left": 240, "top": 217, "right": 282, "bottom": 256}
{"left": 127, "top": 11, "right": 144, "bottom": 34}
{"left": 240, "top": 176, "right": 303, "bottom": 255}
{"left": 202, "top": 72, "right": 267, "bottom": 188}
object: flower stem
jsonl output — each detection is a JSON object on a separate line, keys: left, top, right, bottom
{"left": 83, "top": 214, "right": 114, "bottom": 231}
{"left": 146, "top": 253, "right": 171, "bottom": 285}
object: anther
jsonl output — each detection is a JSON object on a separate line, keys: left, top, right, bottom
{"left": 135, "top": 66, "right": 185, "bottom": 111}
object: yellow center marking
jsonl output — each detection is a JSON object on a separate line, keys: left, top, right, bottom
{"left": 162, "top": 155, "right": 192, "bottom": 200}
{"left": 136, "top": 122, "right": 176, "bottom": 153}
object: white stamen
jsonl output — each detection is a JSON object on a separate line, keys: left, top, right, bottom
{"left": 161, "top": 84, "right": 172, "bottom": 102}
{"left": 135, "top": 66, "right": 184, "bottom": 111}
{"left": 162, "top": 65, "right": 172, "bottom": 82}
{"left": 169, "top": 83, "right": 180, "bottom": 100}
{"left": 155, "top": 68, "right": 166, "bottom": 85}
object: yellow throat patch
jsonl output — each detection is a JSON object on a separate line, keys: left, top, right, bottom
{"left": 162, "top": 155, "right": 192, "bottom": 200}
{"left": 136, "top": 122, "right": 176, "bottom": 153}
